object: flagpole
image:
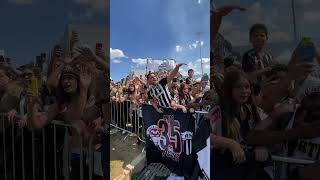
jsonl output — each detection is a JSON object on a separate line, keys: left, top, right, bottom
{"left": 146, "top": 58, "right": 148, "bottom": 75}
{"left": 291, "top": 0, "right": 297, "bottom": 42}
{"left": 197, "top": 32, "right": 204, "bottom": 75}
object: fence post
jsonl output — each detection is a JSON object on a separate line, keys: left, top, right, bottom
{"left": 2, "top": 116, "right": 7, "bottom": 180}
{"left": 32, "top": 130, "right": 36, "bottom": 180}
{"left": 53, "top": 125, "right": 57, "bottom": 180}
{"left": 21, "top": 128, "right": 25, "bottom": 180}
{"left": 11, "top": 124, "right": 16, "bottom": 180}
{"left": 42, "top": 128, "right": 46, "bottom": 180}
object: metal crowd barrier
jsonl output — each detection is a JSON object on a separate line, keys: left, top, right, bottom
{"left": 110, "top": 100, "right": 145, "bottom": 143}
{"left": 0, "top": 114, "right": 102, "bottom": 180}
{"left": 271, "top": 155, "right": 317, "bottom": 180}
{"left": 110, "top": 100, "right": 210, "bottom": 143}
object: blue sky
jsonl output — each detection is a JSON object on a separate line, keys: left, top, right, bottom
{"left": 215, "top": 0, "right": 320, "bottom": 63}
{"left": 0, "top": 0, "right": 107, "bottom": 66}
{"left": 110, "top": 0, "right": 210, "bottom": 82}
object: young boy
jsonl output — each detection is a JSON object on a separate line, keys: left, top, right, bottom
{"left": 242, "top": 23, "right": 279, "bottom": 83}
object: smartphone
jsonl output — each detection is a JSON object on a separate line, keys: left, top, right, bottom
{"left": 27, "top": 77, "right": 39, "bottom": 97}
{"left": 96, "top": 43, "right": 103, "bottom": 50}
{"left": 54, "top": 45, "right": 62, "bottom": 58}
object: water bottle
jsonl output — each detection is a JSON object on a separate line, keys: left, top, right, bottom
{"left": 297, "top": 37, "right": 316, "bottom": 63}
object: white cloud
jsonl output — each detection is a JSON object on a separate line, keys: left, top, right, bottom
{"left": 179, "top": 58, "right": 210, "bottom": 76}
{"left": 188, "top": 40, "right": 204, "bottom": 50}
{"left": 112, "top": 59, "right": 122, "bottom": 64}
{"left": 303, "top": 11, "right": 320, "bottom": 24}
{"left": 110, "top": 48, "right": 127, "bottom": 59}
{"left": 196, "top": 58, "right": 210, "bottom": 64}
{"left": 192, "top": 43, "right": 198, "bottom": 49}
{"left": 8, "top": 0, "right": 32, "bottom": 5}
{"left": 197, "top": 0, "right": 201, "bottom": 4}
{"left": 175, "top": 45, "right": 183, "bottom": 52}
{"left": 132, "top": 58, "right": 148, "bottom": 65}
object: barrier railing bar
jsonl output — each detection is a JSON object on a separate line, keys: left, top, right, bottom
{"left": 80, "top": 137, "right": 83, "bottom": 180}
{"left": 89, "top": 137, "right": 93, "bottom": 180}
{"left": 271, "top": 155, "right": 316, "bottom": 164}
{"left": 2, "top": 116, "right": 7, "bottom": 180}
{"left": 32, "top": 130, "right": 35, "bottom": 180}
{"left": 64, "top": 126, "right": 69, "bottom": 180}
{"left": 54, "top": 124, "right": 57, "bottom": 180}
{"left": 42, "top": 128, "right": 46, "bottom": 180}
{"left": 12, "top": 124, "right": 16, "bottom": 180}
{"left": 0, "top": 116, "right": 105, "bottom": 180}
{"left": 21, "top": 127, "right": 25, "bottom": 180}
{"left": 110, "top": 124, "right": 134, "bottom": 135}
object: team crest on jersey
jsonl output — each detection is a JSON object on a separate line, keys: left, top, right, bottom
{"left": 181, "top": 131, "right": 193, "bottom": 155}
{"left": 147, "top": 125, "right": 161, "bottom": 146}
{"left": 147, "top": 125, "right": 160, "bottom": 137}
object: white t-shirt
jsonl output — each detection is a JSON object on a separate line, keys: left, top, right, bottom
{"left": 257, "top": 107, "right": 268, "bottom": 121}
{"left": 296, "top": 76, "right": 320, "bottom": 101}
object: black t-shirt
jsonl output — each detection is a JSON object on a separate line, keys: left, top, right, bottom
{"left": 148, "top": 78, "right": 172, "bottom": 108}
{"left": 142, "top": 104, "right": 195, "bottom": 176}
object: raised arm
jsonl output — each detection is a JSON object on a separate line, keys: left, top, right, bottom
{"left": 47, "top": 58, "right": 65, "bottom": 88}
{"left": 261, "top": 51, "right": 314, "bottom": 113}
{"left": 211, "top": 5, "right": 246, "bottom": 44}
{"left": 166, "top": 63, "right": 184, "bottom": 83}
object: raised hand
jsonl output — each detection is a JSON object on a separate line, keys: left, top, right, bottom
{"left": 52, "top": 58, "right": 65, "bottom": 72}
{"left": 288, "top": 49, "right": 315, "bottom": 80}
{"left": 70, "top": 31, "right": 79, "bottom": 51}
{"left": 17, "top": 115, "right": 27, "bottom": 128}
{"left": 176, "top": 63, "right": 185, "bottom": 68}
{"left": 52, "top": 46, "right": 63, "bottom": 59}
{"left": 64, "top": 54, "right": 73, "bottom": 64}
{"left": 79, "top": 64, "right": 92, "bottom": 89}
{"left": 7, "top": 109, "right": 18, "bottom": 123}
{"left": 95, "top": 48, "right": 106, "bottom": 60}
{"left": 74, "top": 46, "right": 95, "bottom": 62}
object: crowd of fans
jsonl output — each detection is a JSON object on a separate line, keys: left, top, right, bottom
{"left": 210, "top": 3, "right": 320, "bottom": 180}
{"left": 110, "top": 67, "right": 213, "bottom": 114}
{"left": 0, "top": 31, "right": 109, "bottom": 180}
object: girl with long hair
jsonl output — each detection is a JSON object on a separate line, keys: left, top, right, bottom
{"left": 178, "top": 83, "right": 193, "bottom": 107}
{"left": 211, "top": 67, "right": 270, "bottom": 180}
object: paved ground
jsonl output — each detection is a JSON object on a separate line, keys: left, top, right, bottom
{"left": 110, "top": 129, "right": 144, "bottom": 180}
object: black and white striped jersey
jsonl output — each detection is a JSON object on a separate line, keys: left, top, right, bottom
{"left": 148, "top": 78, "right": 172, "bottom": 108}
{"left": 242, "top": 49, "right": 273, "bottom": 82}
